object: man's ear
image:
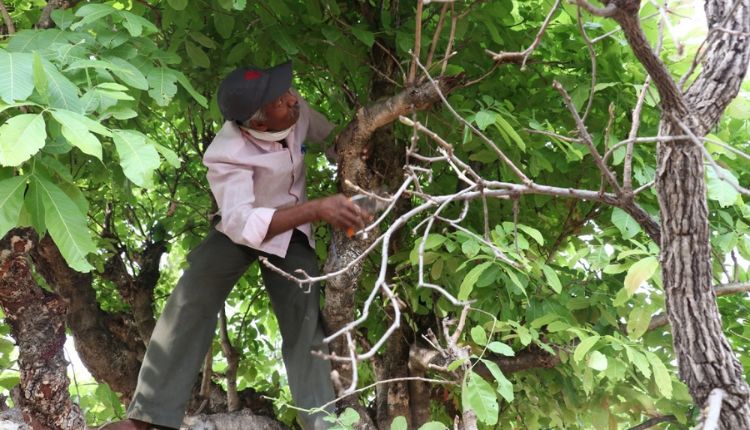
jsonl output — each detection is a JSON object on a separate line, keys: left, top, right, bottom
{"left": 248, "top": 119, "right": 268, "bottom": 131}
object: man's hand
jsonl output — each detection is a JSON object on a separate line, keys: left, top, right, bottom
{"left": 314, "top": 194, "right": 370, "bottom": 232}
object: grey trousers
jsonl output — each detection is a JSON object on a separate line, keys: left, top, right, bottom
{"left": 126, "top": 228, "right": 336, "bottom": 429}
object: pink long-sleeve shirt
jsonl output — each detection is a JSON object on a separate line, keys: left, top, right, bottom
{"left": 203, "top": 97, "right": 334, "bottom": 257}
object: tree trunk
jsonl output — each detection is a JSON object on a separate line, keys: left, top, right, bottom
{"left": 0, "top": 231, "right": 86, "bottom": 429}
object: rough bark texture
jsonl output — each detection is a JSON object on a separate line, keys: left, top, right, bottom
{"left": 181, "top": 410, "right": 287, "bottom": 430}
{"left": 0, "top": 231, "right": 86, "bottom": 429}
{"left": 607, "top": 0, "right": 750, "bottom": 427}
{"left": 31, "top": 234, "right": 144, "bottom": 402}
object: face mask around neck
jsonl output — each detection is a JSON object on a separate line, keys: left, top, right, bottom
{"left": 240, "top": 125, "right": 294, "bottom": 142}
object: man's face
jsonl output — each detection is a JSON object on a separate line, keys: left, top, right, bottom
{"left": 260, "top": 89, "right": 300, "bottom": 131}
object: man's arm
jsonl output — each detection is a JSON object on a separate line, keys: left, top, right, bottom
{"left": 266, "top": 195, "right": 367, "bottom": 240}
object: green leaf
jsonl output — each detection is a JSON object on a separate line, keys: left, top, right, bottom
{"left": 35, "top": 176, "right": 96, "bottom": 272}
{"left": 351, "top": 26, "right": 375, "bottom": 47}
{"left": 471, "top": 326, "right": 487, "bottom": 346}
{"left": 481, "top": 359, "right": 514, "bottom": 402}
{"left": 106, "top": 58, "right": 149, "bottom": 90}
{"left": 71, "top": 4, "right": 117, "bottom": 30}
{"left": 487, "top": 341, "right": 514, "bottom": 356}
{"left": 542, "top": 265, "right": 563, "bottom": 294}
{"left": 422, "top": 233, "right": 447, "bottom": 250}
{"left": 50, "top": 110, "right": 103, "bottom": 160}
{"left": 185, "top": 41, "right": 210, "bottom": 68}
{"left": 458, "top": 261, "right": 493, "bottom": 300}
{"left": 32, "top": 52, "right": 48, "bottom": 103}
{"left": 190, "top": 32, "right": 218, "bottom": 49}
{"left": 645, "top": 352, "right": 673, "bottom": 399}
{"left": 174, "top": 71, "right": 208, "bottom": 108}
{"left": 446, "top": 357, "right": 468, "bottom": 372}
{"left": 625, "top": 347, "right": 651, "bottom": 379}
{"left": 42, "top": 60, "right": 82, "bottom": 113}
{"left": 24, "top": 177, "right": 46, "bottom": 233}
{"left": 626, "top": 306, "right": 652, "bottom": 340}
{"left": 0, "top": 176, "right": 27, "bottom": 237}
{"left": 611, "top": 207, "right": 641, "bottom": 240}
{"left": 494, "top": 113, "right": 525, "bottom": 151}
{"left": 112, "top": 130, "right": 160, "bottom": 188}
{"left": 461, "top": 238, "right": 480, "bottom": 257}
{"left": 0, "top": 50, "right": 34, "bottom": 103}
{"left": 462, "top": 371, "right": 499, "bottom": 425}
{"left": 167, "top": 0, "right": 188, "bottom": 10}
{"left": 624, "top": 256, "right": 659, "bottom": 295}
{"left": 390, "top": 416, "right": 407, "bottom": 430}
{"left": 707, "top": 165, "right": 740, "bottom": 207}
{"left": 417, "top": 423, "right": 447, "bottom": 430}
{"left": 573, "top": 335, "right": 600, "bottom": 362}
{"left": 475, "top": 111, "right": 495, "bottom": 130}
{"left": 587, "top": 351, "right": 608, "bottom": 371}
{"left": 152, "top": 141, "right": 181, "bottom": 168}
{"left": 147, "top": 67, "right": 178, "bottom": 106}
{"left": 518, "top": 224, "right": 544, "bottom": 245}
{"left": 0, "top": 114, "right": 47, "bottom": 166}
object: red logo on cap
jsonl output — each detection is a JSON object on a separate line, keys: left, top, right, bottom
{"left": 244, "top": 70, "right": 262, "bottom": 80}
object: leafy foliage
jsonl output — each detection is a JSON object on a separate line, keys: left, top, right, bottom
{"left": 0, "top": 0, "right": 747, "bottom": 428}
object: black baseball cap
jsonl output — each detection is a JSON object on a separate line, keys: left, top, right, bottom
{"left": 217, "top": 61, "right": 293, "bottom": 122}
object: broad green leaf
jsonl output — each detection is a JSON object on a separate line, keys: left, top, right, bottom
{"left": 422, "top": 233, "right": 447, "bottom": 250}
{"left": 446, "top": 357, "right": 469, "bottom": 372}
{"left": 481, "top": 359, "right": 514, "bottom": 402}
{"left": 417, "top": 423, "right": 447, "bottom": 430}
{"left": 167, "top": 0, "right": 188, "bottom": 10}
{"left": 625, "top": 347, "right": 651, "bottom": 379}
{"left": 32, "top": 52, "right": 48, "bottom": 103}
{"left": 487, "top": 341, "right": 515, "bottom": 356}
{"left": 707, "top": 165, "right": 740, "bottom": 208}
{"left": 390, "top": 416, "right": 407, "bottom": 430}
{"left": 645, "top": 352, "right": 673, "bottom": 399}
{"left": 494, "top": 113, "right": 525, "bottom": 151}
{"left": 542, "top": 265, "right": 562, "bottom": 294}
{"left": 475, "top": 111, "right": 495, "bottom": 130}
{"left": 624, "top": 256, "right": 659, "bottom": 295}
{"left": 190, "top": 32, "right": 218, "bottom": 49}
{"left": 587, "top": 351, "right": 608, "bottom": 371}
{"left": 174, "top": 71, "right": 208, "bottom": 108}
{"left": 35, "top": 176, "right": 95, "bottom": 272}
{"left": 626, "top": 306, "right": 652, "bottom": 340}
{"left": 0, "top": 114, "right": 47, "bottom": 166}
{"left": 573, "top": 335, "right": 600, "bottom": 362}
{"left": 458, "top": 261, "right": 493, "bottom": 300}
{"left": 50, "top": 110, "right": 103, "bottom": 160}
{"left": 147, "top": 67, "right": 178, "bottom": 106}
{"left": 471, "top": 326, "right": 487, "bottom": 346}
{"left": 51, "top": 109, "right": 110, "bottom": 136}
{"left": 518, "top": 224, "right": 544, "bottom": 245}
{"left": 112, "top": 130, "right": 160, "bottom": 187}
{"left": 118, "top": 11, "right": 157, "bottom": 37}
{"left": 185, "top": 41, "right": 210, "bottom": 68}
{"left": 42, "top": 60, "right": 82, "bottom": 112}
{"left": 152, "top": 141, "right": 181, "bottom": 168}
{"left": 461, "top": 238, "right": 480, "bottom": 257}
{"left": 463, "top": 371, "right": 499, "bottom": 425}
{"left": 0, "top": 176, "right": 27, "bottom": 237}
{"left": 351, "top": 27, "right": 375, "bottom": 47}
{"left": 24, "top": 177, "right": 46, "bottom": 233}
{"left": 71, "top": 4, "right": 117, "bottom": 30}
{"left": 611, "top": 207, "right": 641, "bottom": 239}
{"left": 0, "top": 50, "right": 34, "bottom": 103}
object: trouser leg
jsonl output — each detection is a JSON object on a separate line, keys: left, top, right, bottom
{"left": 261, "top": 231, "right": 336, "bottom": 429}
{"left": 127, "top": 228, "right": 255, "bottom": 428}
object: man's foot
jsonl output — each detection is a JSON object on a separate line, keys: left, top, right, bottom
{"left": 98, "top": 419, "right": 174, "bottom": 430}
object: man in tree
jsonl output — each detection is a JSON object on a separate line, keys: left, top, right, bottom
{"left": 104, "top": 61, "right": 367, "bottom": 430}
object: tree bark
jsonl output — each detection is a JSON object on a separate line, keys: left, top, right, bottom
{"left": 0, "top": 231, "right": 86, "bottom": 429}
{"left": 606, "top": 0, "right": 750, "bottom": 427}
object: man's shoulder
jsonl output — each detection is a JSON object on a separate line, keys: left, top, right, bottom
{"left": 204, "top": 122, "right": 245, "bottom": 162}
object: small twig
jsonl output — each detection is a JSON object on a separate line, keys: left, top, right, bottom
{"left": 487, "top": 0, "right": 561, "bottom": 69}
{"left": 425, "top": 3, "right": 449, "bottom": 71}
{"left": 440, "top": 3, "right": 457, "bottom": 75}
{"left": 574, "top": 0, "right": 618, "bottom": 17}
{"left": 409, "top": 0, "right": 425, "bottom": 84}
{"left": 576, "top": 5, "right": 597, "bottom": 123}
{"left": 623, "top": 76, "right": 652, "bottom": 192}
{"left": 627, "top": 415, "right": 677, "bottom": 430}
{"left": 0, "top": 0, "right": 15, "bottom": 34}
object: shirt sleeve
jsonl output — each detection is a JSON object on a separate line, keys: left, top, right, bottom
{"left": 204, "top": 153, "right": 276, "bottom": 250}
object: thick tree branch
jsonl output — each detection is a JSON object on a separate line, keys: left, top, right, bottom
{"left": 0, "top": 0, "right": 15, "bottom": 34}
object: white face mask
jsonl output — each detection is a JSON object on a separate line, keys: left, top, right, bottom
{"left": 240, "top": 125, "right": 294, "bottom": 142}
